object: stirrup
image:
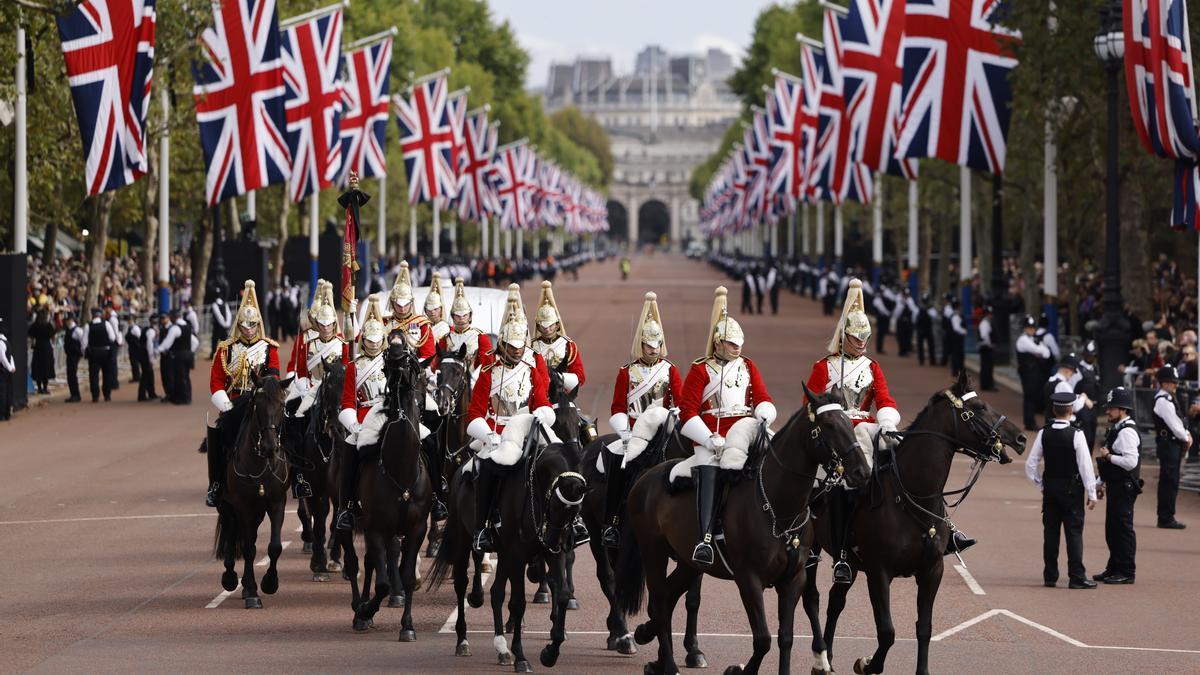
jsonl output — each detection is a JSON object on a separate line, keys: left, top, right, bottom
{"left": 432, "top": 499, "right": 448, "bottom": 522}
{"left": 692, "top": 541, "right": 714, "bottom": 566}
{"left": 832, "top": 559, "right": 853, "bottom": 584}
{"left": 205, "top": 482, "right": 220, "bottom": 508}
{"left": 572, "top": 516, "right": 591, "bottom": 547}
{"left": 334, "top": 506, "right": 355, "bottom": 531}
{"left": 472, "top": 527, "right": 495, "bottom": 553}
{"left": 601, "top": 525, "right": 620, "bottom": 549}
{"left": 947, "top": 530, "right": 976, "bottom": 555}
{"left": 292, "top": 476, "right": 313, "bottom": 499}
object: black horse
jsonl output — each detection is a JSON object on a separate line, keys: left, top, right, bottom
{"left": 429, "top": 415, "right": 588, "bottom": 672}
{"left": 578, "top": 408, "right": 707, "bottom": 663}
{"left": 802, "top": 371, "right": 1027, "bottom": 675}
{"left": 286, "top": 360, "right": 346, "bottom": 581}
{"left": 614, "top": 385, "right": 870, "bottom": 675}
{"left": 212, "top": 375, "right": 292, "bottom": 609}
{"left": 341, "top": 339, "right": 434, "bottom": 640}
{"left": 424, "top": 343, "right": 472, "bottom": 558}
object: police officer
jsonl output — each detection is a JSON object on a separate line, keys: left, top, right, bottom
{"left": 1152, "top": 366, "right": 1190, "bottom": 529}
{"left": 128, "top": 317, "right": 158, "bottom": 401}
{"left": 1094, "top": 387, "right": 1141, "bottom": 584}
{"left": 63, "top": 314, "right": 84, "bottom": 403}
{"left": 1074, "top": 343, "right": 1101, "bottom": 449}
{"left": 1044, "top": 355, "right": 1090, "bottom": 421}
{"left": 916, "top": 293, "right": 936, "bottom": 366}
{"left": 82, "top": 306, "right": 116, "bottom": 402}
{"left": 1016, "top": 315, "right": 1051, "bottom": 430}
{"left": 157, "top": 309, "right": 197, "bottom": 404}
{"left": 947, "top": 297, "right": 967, "bottom": 377}
{"left": 896, "top": 288, "right": 916, "bottom": 357}
{"left": 0, "top": 316, "right": 13, "bottom": 421}
{"left": 1025, "top": 391, "right": 1099, "bottom": 589}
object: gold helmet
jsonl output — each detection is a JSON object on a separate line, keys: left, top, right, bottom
{"left": 450, "top": 277, "right": 472, "bottom": 317}
{"left": 308, "top": 280, "right": 326, "bottom": 321}
{"left": 235, "top": 280, "right": 265, "bottom": 344}
{"left": 535, "top": 280, "right": 563, "bottom": 333}
{"left": 360, "top": 296, "right": 386, "bottom": 346}
{"left": 706, "top": 286, "right": 743, "bottom": 358}
{"left": 632, "top": 291, "right": 667, "bottom": 360}
{"left": 498, "top": 283, "right": 529, "bottom": 349}
{"left": 827, "top": 278, "right": 872, "bottom": 355}
{"left": 389, "top": 260, "right": 415, "bottom": 308}
{"left": 424, "top": 272, "right": 444, "bottom": 312}
{"left": 314, "top": 303, "right": 338, "bottom": 329}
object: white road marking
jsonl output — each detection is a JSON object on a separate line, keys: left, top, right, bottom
{"left": 257, "top": 540, "right": 292, "bottom": 566}
{"left": 929, "top": 608, "right": 1200, "bottom": 654}
{"left": 439, "top": 564, "right": 493, "bottom": 634}
{"left": 0, "top": 509, "right": 298, "bottom": 527}
{"left": 953, "top": 564, "right": 986, "bottom": 595}
{"left": 205, "top": 540, "right": 291, "bottom": 608}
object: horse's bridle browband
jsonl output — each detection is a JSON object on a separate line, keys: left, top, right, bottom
{"left": 232, "top": 386, "right": 288, "bottom": 485}
{"left": 525, "top": 432, "right": 587, "bottom": 554}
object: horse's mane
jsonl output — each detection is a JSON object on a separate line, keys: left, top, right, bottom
{"left": 903, "top": 374, "right": 972, "bottom": 432}
{"left": 779, "top": 388, "right": 844, "bottom": 437}
{"left": 258, "top": 375, "right": 283, "bottom": 399}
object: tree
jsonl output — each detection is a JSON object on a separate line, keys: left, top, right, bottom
{"left": 550, "top": 106, "right": 613, "bottom": 186}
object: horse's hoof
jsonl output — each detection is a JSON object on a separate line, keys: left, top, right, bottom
{"left": 532, "top": 591, "right": 550, "bottom": 604}
{"left": 261, "top": 571, "right": 278, "bottom": 595}
{"left": 302, "top": 541, "right": 314, "bottom": 554}
{"left": 398, "top": 629, "right": 417, "bottom": 642}
{"left": 244, "top": 597, "right": 263, "bottom": 609}
{"left": 326, "top": 559, "right": 342, "bottom": 573}
{"left": 539, "top": 644, "right": 560, "bottom": 668}
{"left": 853, "top": 657, "right": 870, "bottom": 675}
{"left": 342, "top": 569, "right": 352, "bottom": 582}
{"left": 455, "top": 641, "right": 471, "bottom": 657}
{"left": 617, "top": 636, "right": 638, "bottom": 656}
{"left": 634, "top": 623, "right": 655, "bottom": 645}
{"left": 468, "top": 590, "right": 484, "bottom": 609}
{"left": 514, "top": 659, "right": 532, "bottom": 673}
{"left": 685, "top": 652, "right": 707, "bottom": 669}
{"left": 353, "top": 618, "right": 370, "bottom": 632}
{"left": 221, "top": 571, "right": 238, "bottom": 592}
{"left": 312, "top": 573, "right": 331, "bottom": 583}
{"left": 566, "top": 597, "right": 580, "bottom": 610}
{"left": 722, "top": 666, "right": 743, "bottom": 675}
{"left": 498, "top": 652, "right": 515, "bottom": 666}
{"left": 388, "top": 594, "right": 404, "bottom": 609}
{"left": 644, "top": 663, "right": 662, "bottom": 675}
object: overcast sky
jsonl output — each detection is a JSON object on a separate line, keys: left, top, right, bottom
{"left": 487, "top": 0, "right": 777, "bottom": 88}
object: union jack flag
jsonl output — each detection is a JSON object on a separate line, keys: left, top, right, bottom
{"left": 813, "top": 11, "right": 873, "bottom": 204}
{"left": 395, "top": 72, "right": 456, "bottom": 205}
{"left": 490, "top": 142, "right": 535, "bottom": 231}
{"left": 193, "top": 0, "right": 291, "bottom": 206}
{"left": 744, "top": 108, "right": 773, "bottom": 223}
{"left": 1124, "top": 0, "right": 1200, "bottom": 229}
{"left": 838, "top": 0, "right": 918, "bottom": 179}
{"left": 281, "top": 8, "right": 345, "bottom": 203}
{"left": 446, "top": 89, "right": 468, "bottom": 196}
{"left": 538, "top": 161, "right": 565, "bottom": 227}
{"left": 57, "top": 0, "right": 157, "bottom": 196}
{"left": 338, "top": 37, "right": 391, "bottom": 185}
{"left": 896, "top": 0, "right": 1020, "bottom": 175}
{"left": 766, "top": 72, "right": 814, "bottom": 206}
{"left": 455, "top": 110, "right": 498, "bottom": 222}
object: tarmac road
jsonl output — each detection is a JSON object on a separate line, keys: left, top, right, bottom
{"left": 2, "top": 254, "right": 1198, "bottom": 673}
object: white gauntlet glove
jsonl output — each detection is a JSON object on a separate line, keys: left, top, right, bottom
{"left": 211, "top": 390, "right": 234, "bottom": 413}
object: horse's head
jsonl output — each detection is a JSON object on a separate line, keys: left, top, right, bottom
{"left": 250, "top": 375, "right": 291, "bottom": 458}
{"left": 319, "top": 359, "right": 346, "bottom": 415}
{"left": 941, "top": 370, "right": 1027, "bottom": 464}
{"left": 802, "top": 382, "right": 870, "bottom": 488}
{"left": 434, "top": 343, "right": 470, "bottom": 416}
{"left": 533, "top": 444, "right": 588, "bottom": 553}
{"left": 384, "top": 337, "right": 426, "bottom": 420}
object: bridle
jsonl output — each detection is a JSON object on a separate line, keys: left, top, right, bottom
{"left": 526, "top": 423, "right": 587, "bottom": 554}
{"left": 434, "top": 354, "right": 468, "bottom": 420}
{"left": 375, "top": 346, "right": 426, "bottom": 503}
{"left": 233, "top": 385, "right": 288, "bottom": 485}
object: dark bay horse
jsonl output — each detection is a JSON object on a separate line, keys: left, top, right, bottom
{"left": 212, "top": 375, "right": 292, "bottom": 609}
{"left": 803, "top": 371, "right": 1026, "bottom": 675}
{"left": 286, "top": 360, "right": 346, "bottom": 581}
{"left": 342, "top": 340, "right": 434, "bottom": 640}
{"left": 615, "top": 385, "right": 870, "bottom": 675}
{"left": 429, "top": 416, "right": 588, "bottom": 672}
{"left": 425, "top": 343, "right": 472, "bottom": 558}
{"left": 578, "top": 409, "right": 708, "bottom": 663}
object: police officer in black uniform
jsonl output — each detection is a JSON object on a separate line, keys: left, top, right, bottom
{"left": 128, "top": 318, "right": 158, "bottom": 401}
{"left": 1025, "top": 391, "right": 1099, "bottom": 589}
{"left": 63, "top": 314, "right": 83, "bottom": 403}
{"left": 168, "top": 310, "right": 194, "bottom": 404}
{"left": 1094, "top": 387, "right": 1141, "bottom": 584}
{"left": 1015, "top": 314, "right": 1051, "bottom": 430}
{"left": 1074, "top": 345, "right": 1101, "bottom": 450}
{"left": 82, "top": 306, "right": 116, "bottom": 402}
{"left": 916, "top": 292, "right": 936, "bottom": 366}
{"left": 1151, "top": 366, "right": 1190, "bottom": 529}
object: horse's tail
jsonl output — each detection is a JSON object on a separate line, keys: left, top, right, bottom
{"left": 613, "top": 520, "right": 645, "bottom": 617}
{"left": 427, "top": 476, "right": 464, "bottom": 591}
{"left": 212, "top": 506, "right": 238, "bottom": 560}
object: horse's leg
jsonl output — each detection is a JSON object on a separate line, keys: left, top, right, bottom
{"left": 775, "top": 573, "right": 807, "bottom": 675}
{"left": 452, "top": 541, "right": 472, "bottom": 656}
{"left": 913, "top": 561, "right": 944, "bottom": 675}
{"left": 683, "top": 575, "right": 707, "bottom": 668}
{"left": 592, "top": 535, "right": 635, "bottom": 655}
{"left": 469, "top": 550, "right": 486, "bottom": 608}
{"left": 822, "top": 572, "right": 856, "bottom": 667}
{"left": 298, "top": 497, "right": 313, "bottom": 551}
{"left": 802, "top": 566, "right": 832, "bottom": 674}
{"left": 539, "top": 550, "right": 567, "bottom": 668}
{"left": 641, "top": 543, "right": 682, "bottom": 675}
{"left": 565, "top": 546, "right": 579, "bottom": 610}
{"left": 491, "top": 557, "right": 515, "bottom": 666}
{"left": 508, "top": 557, "right": 531, "bottom": 673}
{"left": 729, "top": 575, "right": 771, "bottom": 675}
{"left": 854, "top": 570, "right": 896, "bottom": 675}
{"left": 387, "top": 536, "right": 404, "bottom": 608}
{"left": 310, "top": 495, "right": 331, "bottom": 579}
{"left": 238, "top": 513, "right": 261, "bottom": 609}
{"left": 342, "top": 529, "right": 367, "bottom": 627}
{"left": 356, "top": 532, "right": 390, "bottom": 624}
{"left": 533, "top": 559, "right": 551, "bottom": 604}
{"left": 260, "top": 502, "right": 284, "bottom": 595}
{"left": 397, "top": 519, "right": 427, "bottom": 642}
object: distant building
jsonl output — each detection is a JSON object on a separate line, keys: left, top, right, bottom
{"left": 635, "top": 45, "right": 668, "bottom": 75}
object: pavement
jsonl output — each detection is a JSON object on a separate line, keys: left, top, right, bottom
{"left": 2, "top": 253, "right": 1198, "bottom": 674}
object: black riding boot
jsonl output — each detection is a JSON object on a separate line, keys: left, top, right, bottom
{"left": 691, "top": 465, "right": 719, "bottom": 566}
{"left": 422, "top": 437, "right": 448, "bottom": 521}
{"left": 829, "top": 486, "right": 853, "bottom": 584}
{"left": 334, "top": 448, "right": 359, "bottom": 531}
{"left": 472, "top": 459, "right": 499, "bottom": 553}
{"left": 601, "top": 452, "right": 625, "bottom": 548}
{"left": 947, "top": 530, "right": 976, "bottom": 555}
{"left": 205, "top": 426, "right": 223, "bottom": 508}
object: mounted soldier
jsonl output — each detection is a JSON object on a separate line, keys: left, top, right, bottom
{"left": 385, "top": 260, "right": 436, "bottom": 360}
{"left": 205, "top": 280, "right": 282, "bottom": 507}
{"left": 675, "top": 286, "right": 776, "bottom": 566}
{"left": 424, "top": 272, "right": 451, "bottom": 344}
{"left": 286, "top": 280, "right": 327, "bottom": 379}
{"left": 600, "top": 291, "right": 683, "bottom": 548}
{"left": 289, "top": 280, "right": 349, "bottom": 499}
{"left": 464, "top": 284, "right": 557, "bottom": 553}
{"left": 439, "top": 277, "right": 495, "bottom": 381}
{"left": 530, "top": 280, "right": 586, "bottom": 401}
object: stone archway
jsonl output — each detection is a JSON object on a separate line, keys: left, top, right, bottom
{"left": 638, "top": 199, "right": 669, "bottom": 246}
{"left": 606, "top": 200, "right": 628, "bottom": 242}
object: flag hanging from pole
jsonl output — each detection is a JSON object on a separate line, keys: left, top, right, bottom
{"left": 395, "top": 70, "right": 456, "bottom": 204}
{"left": 337, "top": 171, "right": 370, "bottom": 313}
{"left": 339, "top": 36, "right": 391, "bottom": 184}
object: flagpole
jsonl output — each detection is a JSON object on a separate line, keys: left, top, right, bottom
{"left": 834, "top": 204, "right": 844, "bottom": 273}
{"left": 872, "top": 172, "right": 883, "bottom": 287}
{"left": 1043, "top": 119, "right": 1058, "bottom": 336}
{"left": 787, "top": 209, "right": 796, "bottom": 258}
{"left": 801, "top": 204, "right": 810, "bottom": 256}
{"left": 908, "top": 179, "right": 919, "bottom": 295}
{"left": 959, "top": 166, "right": 972, "bottom": 323}
{"left": 481, "top": 215, "right": 489, "bottom": 258}
{"left": 345, "top": 26, "right": 397, "bottom": 51}
{"left": 246, "top": 191, "right": 256, "bottom": 222}
{"left": 14, "top": 27, "right": 28, "bottom": 254}
{"left": 432, "top": 199, "right": 441, "bottom": 258}
{"left": 516, "top": 227, "right": 524, "bottom": 260}
{"left": 378, "top": 176, "right": 387, "bottom": 272}
{"left": 310, "top": 192, "right": 320, "bottom": 302}
{"left": 449, "top": 211, "right": 458, "bottom": 255}
{"left": 279, "top": 0, "right": 349, "bottom": 29}
{"left": 157, "top": 86, "right": 171, "bottom": 312}
{"left": 815, "top": 202, "right": 825, "bottom": 268}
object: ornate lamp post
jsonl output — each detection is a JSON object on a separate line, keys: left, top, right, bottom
{"left": 1094, "top": 0, "right": 1128, "bottom": 391}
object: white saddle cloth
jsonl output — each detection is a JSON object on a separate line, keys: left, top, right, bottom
{"left": 668, "top": 417, "right": 765, "bottom": 483}
{"left": 349, "top": 402, "right": 431, "bottom": 449}
{"left": 597, "top": 407, "right": 671, "bottom": 474}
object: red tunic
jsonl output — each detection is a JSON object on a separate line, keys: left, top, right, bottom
{"left": 466, "top": 352, "right": 552, "bottom": 434}
{"left": 295, "top": 337, "right": 350, "bottom": 379}
{"left": 209, "top": 340, "right": 282, "bottom": 398}
{"left": 535, "top": 337, "right": 587, "bottom": 389}
{"left": 285, "top": 330, "right": 314, "bottom": 376}
{"left": 678, "top": 356, "right": 772, "bottom": 437}
{"left": 388, "top": 314, "right": 436, "bottom": 359}
{"left": 610, "top": 361, "right": 684, "bottom": 417}
{"left": 339, "top": 360, "right": 382, "bottom": 423}
{"left": 435, "top": 330, "right": 496, "bottom": 371}
{"left": 803, "top": 356, "right": 897, "bottom": 425}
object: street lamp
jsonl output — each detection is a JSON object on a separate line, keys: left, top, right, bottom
{"left": 1094, "top": 0, "right": 1128, "bottom": 392}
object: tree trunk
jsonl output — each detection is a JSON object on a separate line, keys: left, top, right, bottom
{"left": 142, "top": 140, "right": 160, "bottom": 306}
{"left": 1020, "top": 210, "right": 1040, "bottom": 317}
{"left": 42, "top": 220, "right": 58, "bottom": 265}
{"left": 83, "top": 192, "right": 115, "bottom": 317}
{"left": 274, "top": 189, "right": 291, "bottom": 284}
{"left": 1120, "top": 181, "right": 1153, "bottom": 321}
{"left": 191, "top": 205, "right": 214, "bottom": 307}
{"left": 919, "top": 202, "right": 932, "bottom": 293}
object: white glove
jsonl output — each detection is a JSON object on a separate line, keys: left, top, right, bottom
{"left": 467, "top": 417, "right": 494, "bottom": 445}
{"left": 754, "top": 401, "right": 777, "bottom": 426}
{"left": 706, "top": 435, "right": 726, "bottom": 451}
{"left": 338, "top": 408, "right": 360, "bottom": 434}
{"left": 608, "top": 412, "right": 631, "bottom": 435}
{"left": 618, "top": 429, "right": 633, "bottom": 444}
{"left": 681, "top": 415, "right": 716, "bottom": 447}
{"left": 211, "top": 390, "right": 234, "bottom": 413}
{"left": 349, "top": 299, "right": 358, "bottom": 315}
{"left": 877, "top": 406, "right": 901, "bottom": 433}
{"left": 562, "top": 372, "right": 580, "bottom": 392}
{"left": 533, "top": 406, "right": 556, "bottom": 429}
{"left": 488, "top": 432, "right": 502, "bottom": 449}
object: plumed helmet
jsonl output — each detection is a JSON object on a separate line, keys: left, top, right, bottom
{"left": 706, "top": 286, "right": 743, "bottom": 358}
{"left": 450, "top": 277, "right": 472, "bottom": 317}
{"left": 632, "top": 291, "right": 668, "bottom": 360}
{"left": 235, "top": 280, "right": 264, "bottom": 343}
{"left": 499, "top": 283, "right": 528, "bottom": 348}
{"left": 360, "top": 297, "right": 386, "bottom": 345}
{"left": 314, "top": 302, "right": 338, "bottom": 328}
{"left": 827, "top": 279, "right": 871, "bottom": 355}
{"left": 390, "top": 260, "right": 415, "bottom": 306}
{"left": 1104, "top": 387, "right": 1135, "bottom": 411}
{"left": 308, "top": 280, "right": 326, "bottom": 319}
{"left": 535, "top": 280, "right": 563, "bottom": 332}
{"left": 424, "top": 272, "right": 444, "bottom": 312}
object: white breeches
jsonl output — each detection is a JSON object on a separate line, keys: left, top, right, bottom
{"left": 853, "top": 422, "right": 879, "bottom": 471}
{"left": 469, "top": 413, "right": 561, "bottom": 467}
{"left": 668, "top": 417, "right": 761, "bottom": 482}
{"left": 598, "top": 407, "right": 672, "bottom": 475}
{"left": 353, "top": 402, "right": 431, "bottom": 450}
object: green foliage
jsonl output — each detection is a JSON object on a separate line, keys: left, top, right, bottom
{"left": 549, "top": 106, "right": 614, "bottom": 186}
